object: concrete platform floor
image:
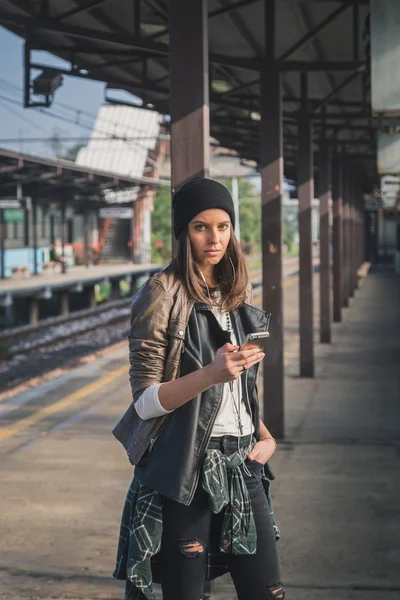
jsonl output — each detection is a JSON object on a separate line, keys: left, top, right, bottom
{"left": 0, "top": 263, "right": 160, "bottom": 295}
{"left": 0, "top": 268, "right": 399, "bottom": 599}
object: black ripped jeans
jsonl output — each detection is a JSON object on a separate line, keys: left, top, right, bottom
{"left": 159, "top": 434, "right": 284, "bottom": 600}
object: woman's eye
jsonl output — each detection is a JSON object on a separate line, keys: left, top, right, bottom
{"left": 195, "top": 225, "right": 228, "bottom": 231}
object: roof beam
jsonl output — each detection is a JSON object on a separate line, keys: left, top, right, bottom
{"left": 277, "top": 60, "right": 366, "bottom": 72}
{"left": 314, "top": 70, "right": 362, "bottom": 112}
{"left": 209, "top": 0, "right": 260, "bottom": 19}
{"left": 279, "top": 3, "right": 349, "bottom": 61}
{"left": 0, "top": 12, "right": 367, "bottom": 72}
{"left": 57, "top": 0, "right": 112, "bottom": 21}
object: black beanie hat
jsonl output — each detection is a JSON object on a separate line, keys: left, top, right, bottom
{"left": 172, "top": 177, "right": 235, "bottom": 240}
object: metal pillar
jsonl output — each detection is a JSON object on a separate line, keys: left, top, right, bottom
{"left": 318, "top": 139, "right": 331, "bottom": 343}
{"left": 32, "top": 197, "right": 38, "bottom": 276}
{"left": 349, "top": 172, "right": 355, "bottom": 297}
{"left": 169, "top": 0, "right": 209, "bottom": 256}
{"left": 110, "top": 279, "right": 120, "bottom": 301}
{"left": 342, "top": 167, "right": 350, "bottom": 307}
{"left": 298, "top": 72, "right": 314, "bottom": 377}
{"left": 130, "top": 199, "right": 135, "bottom": 263}
{"left": 24, "top": 205, "right": 29, "bottom": 247}
{"left": 87, "top": 285, "right": 96, "bottom": 309}
{"left": 332, "top": 155, "right": 343, "bottom": 322}
{"left": 29, "top": 297, "right": 39, "bottom": 324}
{"left": 260, "top": 0, "right": 284, "bottom": 439}
{"left": 60, "top": 291, "right": 69, "bottom": 316}
{"left": 83, "top": 207, "right": 89, "bottom": 268}
{"left": 50, "top": 214, "right": 55, "bottom": 244}
{"left": 0, "top": 209, "right": 4, "bottom": 279}
{"left": 61, "top": 202, "right": 66, "bottom": 274}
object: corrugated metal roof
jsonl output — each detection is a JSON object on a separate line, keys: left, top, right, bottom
{"left": 76, "top": 104, "right": 160, "bottom": 179}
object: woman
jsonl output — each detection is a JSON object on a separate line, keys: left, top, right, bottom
{"left": 113, "top": 177, "right": 284, "bottom": 600}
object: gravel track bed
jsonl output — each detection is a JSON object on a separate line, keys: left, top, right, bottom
{"left": 0, "top": 273, "right": 265, "bottom": 392}
{"left": 7, "top": 306, "right": 131, "bottom": 355}
{"left": 0, "top": 317, "right": 130, "bottom": 390}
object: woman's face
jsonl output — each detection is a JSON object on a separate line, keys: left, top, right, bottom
{"left": 188, "top": 208, "right": 232, "bottom": 269}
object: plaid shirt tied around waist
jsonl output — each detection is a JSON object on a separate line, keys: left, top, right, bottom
{"left": 113, "top": 440, "right": 280, "bottom": 599}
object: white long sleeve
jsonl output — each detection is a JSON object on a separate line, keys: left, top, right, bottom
{"left": 135, "top": 383, "right": 174, "bottom": 420}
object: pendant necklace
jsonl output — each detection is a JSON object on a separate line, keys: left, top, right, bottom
{"left": 199, "top": 268, "right": 245, "bottom": 437}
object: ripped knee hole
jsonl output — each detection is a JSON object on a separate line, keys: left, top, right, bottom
{"left": 270, "top": 583, "right": 285, "bottom": 599}
{"left": 179, "top": 538, "right": 205, "bottom": 558}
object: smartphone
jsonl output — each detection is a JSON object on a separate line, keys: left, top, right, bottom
{"left": 240, "top": 331, "right": 270, "bottom": 352}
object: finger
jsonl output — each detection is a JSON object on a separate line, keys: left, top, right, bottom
{"left": 231, "top": 348, "right": 263, "bottom": 362}
{"left": 237, "top": 353, "right": 265, "bottom": 370}
{"left": 241, "top": 348, "right": 265, "bottom": 359}
{"left": 220, "top": 343, "right": 239, "bottom": 353}
{"left": 247, "top": 452, "right": 260, "bottom": 461}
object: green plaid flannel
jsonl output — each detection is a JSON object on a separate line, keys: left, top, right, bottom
{"left": 113, "top": 442, "right": 280, "bottom": 599}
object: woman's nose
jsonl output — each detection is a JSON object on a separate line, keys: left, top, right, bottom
{"left": 208, "top": 229, "right": 219, "bottom": 243}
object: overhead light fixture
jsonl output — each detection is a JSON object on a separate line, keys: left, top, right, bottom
{"left": 212, "top": 79, "right": 233, "bottom": 93}
{"left": 32, "top": 68, "right": 63, "bottom": 97}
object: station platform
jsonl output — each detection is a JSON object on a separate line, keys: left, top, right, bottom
{"left": 0, "top": 263, "right": 162, "bottom": 326}
{"left": 0, "top": 267, "right": 399, "bottom": 599}
{"left": 0, "top": 263, "right": 161, "bottom": 297}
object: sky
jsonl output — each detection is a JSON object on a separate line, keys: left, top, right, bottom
{"left": 0, "top": 27, "right": 116, "bottom": 158}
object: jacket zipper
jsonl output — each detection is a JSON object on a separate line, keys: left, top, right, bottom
{"left": 181, "top": 341, "right": 203, "bottom": 370}
{"left": 187, "top": 382, "right": 224, "bottom": 505}
{"left": 148, "top": 418, "right": 167, "bottom": 453}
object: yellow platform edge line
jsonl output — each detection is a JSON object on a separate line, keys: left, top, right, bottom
{"left": 0, "top": 364, "right": 128, "bottom": 442}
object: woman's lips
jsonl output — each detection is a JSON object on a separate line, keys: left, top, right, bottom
{"left": 204, "top": 250, "right": 220, "bottom": 254}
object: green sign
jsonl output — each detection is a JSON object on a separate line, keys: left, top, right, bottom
{"left": 4, "top": 209, "right": 24, "bottom": 223}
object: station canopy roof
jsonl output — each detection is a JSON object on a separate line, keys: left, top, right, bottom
{"left": 0, "top": 148, "right": 167, "bottom": 204}
{"left": 0, "top": 0, "right": 376, "bottom": 182}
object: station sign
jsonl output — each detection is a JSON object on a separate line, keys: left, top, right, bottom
{"left": 3, "top": 209, "right": 24, "bottom": 223}
{"left": 99, "top": 207, "right": 134, "bottom": 219}
{"left": 0, "top": 197, "right": 31, "bottom": 210}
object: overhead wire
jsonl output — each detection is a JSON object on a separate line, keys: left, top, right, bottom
{"left": 0, "top": 78, "right": 163, "bottom": 163}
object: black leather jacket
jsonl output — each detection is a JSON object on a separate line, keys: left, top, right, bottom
{"left": 135, "top": 298, "right": 271, "bottom": 506}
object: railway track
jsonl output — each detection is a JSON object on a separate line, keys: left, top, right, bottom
{"left": 0, "top": 277, "right": 264, "bottom": 360}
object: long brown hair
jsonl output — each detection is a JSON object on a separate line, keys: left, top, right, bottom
{"left": 170, "top": 227, "right": 249, "bottom": 312}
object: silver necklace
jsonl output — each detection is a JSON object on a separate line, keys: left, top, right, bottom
{"left": 198, "top": 270, "right": 244, "bottom": 437}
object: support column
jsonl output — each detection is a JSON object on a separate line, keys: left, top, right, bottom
{"left": 110, "top": 279, "right": 120, "bottom": 301}
{"left": 29, "top": 297, "right": 39, "bottom": 324}
{"left": 130, "top": 199, "right": 135, "bottom": 263}
{"left": 260, "top": 0, "right": 284, "bottom": 439}
{"left": 86, "top": 285, "right": 96, "bottom": 309}
{"left": 32, "top": 197, "right": 38, "bottom": 275}
{"left": 349, "top": 172, "right": 355, "bottom": 297}
{"left": 169, "top": 0, "right": 209, "bottom": 256}
{"left": 50, "top": 214, "right": 55, "bottom": 244}
{"left": 318, "top": 139, "right": 331, "bottom": 343}
{"left": 83, "top": 207, "right": 89, "bottom": 268}
{"left": 24, "top": 205, "right": 29, "bottom": 247}
{"left": 332, "top": 154, "right": 343, "bottom": 322}
{"left": 298, "top": 72, "right": 314, "bottom": 377}
{"left": 342, "top": 167, "right": 350, "bottom": 307}
{"left": 61, "top": 202, "right": 66, "bottom": 274}
{"left": 60, "top": 291, "right": 69, "bottom": 316}
{"left": 0, "top": 209, "right": 5, "bottom": 279}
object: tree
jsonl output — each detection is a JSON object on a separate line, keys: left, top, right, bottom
{"left": 218, "top": 177, "right": 261, "bottom": 255}
{"left": 151, "top": 186, "right": 172, "bottom": 263}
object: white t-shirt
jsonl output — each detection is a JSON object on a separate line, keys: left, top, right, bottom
{"left": 134, "top": 294, "right": 254, "bottom": 437}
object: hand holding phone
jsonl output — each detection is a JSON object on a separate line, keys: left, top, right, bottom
{"left": 240, "top": 331, "right": 270, "bottom": 352}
